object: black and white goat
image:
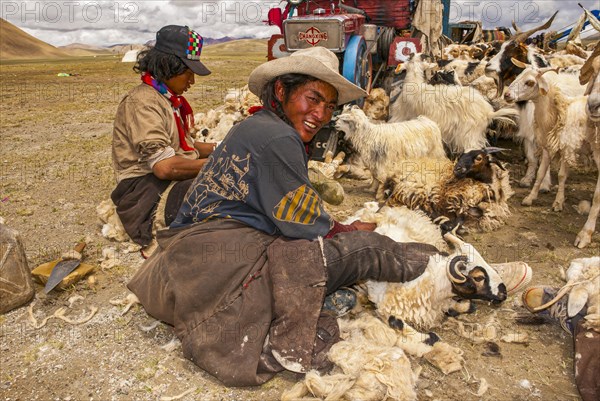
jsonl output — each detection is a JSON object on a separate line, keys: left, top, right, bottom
{"left": 382, "top": 148, "right": 514, "bottom": 232}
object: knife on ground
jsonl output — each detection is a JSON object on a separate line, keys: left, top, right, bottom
{"left": 44, "top": 242, "right": 86, "bottom": 294}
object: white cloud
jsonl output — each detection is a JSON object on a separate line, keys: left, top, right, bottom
{"left": 451, "top": 0, "right": 598, "bottom": 34}
{"left": 1, "top": 0, "right": 598, "bottom": 47}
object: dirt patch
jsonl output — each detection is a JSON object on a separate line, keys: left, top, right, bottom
{"left": 1, "top": 50, "right": 598, "bottom": 401}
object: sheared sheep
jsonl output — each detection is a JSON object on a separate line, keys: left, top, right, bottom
{"left": 368, "top": 231, "right": 506, "bottom": 330}
{"left": 334, "top": 105, "right": 445, "bottom": 197}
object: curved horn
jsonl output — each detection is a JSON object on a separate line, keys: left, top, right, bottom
{"left": 443, "top": 232, "right": 465, "bottom": 249}
{"left": 510, "top": 57, "right": 529, "bottom": 69}
{"left": 525, "top": 281, "right": 574, "bottom": 312}
{"left": 484, "top": 147, "right": 509, "bottom": 154}
{"left": 493, "top": 75, "right": 504, "bottom": 99}
{"left": 513, "top": 11, "right": 559, "bottom": 43}
{"left": 538, "top": 67, "right": 560, "bottom": 76}
{"left": 511, "top": 20, "right": 522, "bottom": 34}
{"left": 580, "top": 45, "right": 600, "bottom": 85}
{"left": 447, "top": 255, "right": 469, "bottom": 284}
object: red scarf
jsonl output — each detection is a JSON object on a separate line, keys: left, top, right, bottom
{"left": 141, "top": 72, "right": 195, "bottom": 151}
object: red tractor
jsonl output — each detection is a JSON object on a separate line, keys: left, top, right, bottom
{"left": 266, "top": 0, "right": 451, "bottom": 159}
{"left": 266, "top": 0, "right": 451, "bottom": 94}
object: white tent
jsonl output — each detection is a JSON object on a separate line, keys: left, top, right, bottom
{"left": 121, "top": 49, "right": 140, "bottom": 62}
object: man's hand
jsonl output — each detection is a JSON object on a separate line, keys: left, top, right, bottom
{"left": 350, "top": 220, "right": 377, "bottom": 232}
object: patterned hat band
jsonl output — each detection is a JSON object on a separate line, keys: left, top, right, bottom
{"left": 154, "top": 25, "right": 210, "bottom": 76}
{"left": 187, "top": 30, "right": 203, "bottom": 60}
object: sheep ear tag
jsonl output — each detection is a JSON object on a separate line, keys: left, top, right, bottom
{"left": 567, "top": 286, "right": 588, "bottom": 317}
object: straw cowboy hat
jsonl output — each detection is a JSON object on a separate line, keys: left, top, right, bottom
{"left": 248, "top": 47, "right": 367, "bottom": 105}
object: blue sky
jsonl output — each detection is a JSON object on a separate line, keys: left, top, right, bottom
{"left": 1, "top": 0, "right": 598, "bottom": 47}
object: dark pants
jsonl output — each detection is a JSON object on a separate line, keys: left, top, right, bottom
{"left": 111, "top": 174, "right": 193, "bottom": 246}
{"left": 322, "top": 231, "right": 440, "bottom": 294}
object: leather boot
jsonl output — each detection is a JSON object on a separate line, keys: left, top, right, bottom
{"left": 322, "top": 231, "right": 441, "bottom": 293}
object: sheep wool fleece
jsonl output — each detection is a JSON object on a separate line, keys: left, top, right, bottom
{"left": 127, "top": 219, "right": 332, "bottom": 386}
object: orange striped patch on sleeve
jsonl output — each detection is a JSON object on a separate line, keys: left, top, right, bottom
{"left": 273, "top": 184, "right": 321, "bottom": 225}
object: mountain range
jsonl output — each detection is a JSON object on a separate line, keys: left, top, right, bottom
{"left": 0, "top": 18, "right": 250, "bottom": 60}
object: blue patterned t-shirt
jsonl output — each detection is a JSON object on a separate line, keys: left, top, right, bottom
{"left": 171, "top": 110, "right": 333, "bottom": 239}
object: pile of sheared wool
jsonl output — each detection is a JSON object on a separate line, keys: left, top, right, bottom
{"left": 282, "top": 313, "right": 464, "bottom": 401}
{"left": 193, "top": 84, "right": 260, "bottom": 142}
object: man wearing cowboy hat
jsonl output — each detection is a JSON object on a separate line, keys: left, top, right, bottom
{"left": 128, "top": 47, "right": 436, "bottom": 385}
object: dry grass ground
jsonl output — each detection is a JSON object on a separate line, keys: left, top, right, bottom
{"left": 0, "top": 41, "right": 598, "bottom": 401}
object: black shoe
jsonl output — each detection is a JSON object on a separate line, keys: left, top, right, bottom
{"left": 323, "top": 288, "right": 357, "bottom": 317}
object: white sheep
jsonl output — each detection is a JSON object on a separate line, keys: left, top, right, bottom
{"left": 390, "top": 53, "right": 518, "bottom": 153}
{"left": 344, "top": 201, "right": 448, "bottom": 251}
{"left": 334, "top": 105, "right": 446, "bottom": 197}
{"left": 282, "top": 204, "right": 520, "bottom": 401}
{"left": 504, "top": 61, "right": 591, "bottom": 213}
{"left": 575, "top": 46, "right": 600, "bottom": 248}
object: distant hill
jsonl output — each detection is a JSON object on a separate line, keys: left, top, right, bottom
{"left": 106, "top": 43, "right": 147, "bottom": 55}
{"left": 0, "top": 18, "right": 69, "bottom": 60}
{"left": 59, "top": 42, "right": 112, "bottom": 57}
{"left": 203, "top": 38, "right": 268, "bottom": 55}
{"left": 205, "top": 36, "right": 241, "bottom": 46}
{"left": 140, "top": 36, "right": 244, "bottom": 48}
{"left": 105, "top": 37, "right": 264, "bottom": 55}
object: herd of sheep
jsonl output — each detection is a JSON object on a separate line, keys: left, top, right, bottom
{"left": 96, "top": 13, "right": 600, "bottom": 399}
